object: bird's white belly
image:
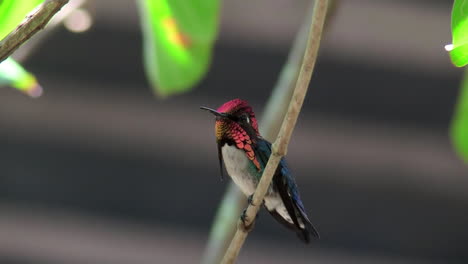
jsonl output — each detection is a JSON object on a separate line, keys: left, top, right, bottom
{"left": 222, "top": 144, "right": 302, "bottom": 227}
{"left": 221, "top": 145, "right": 257, "bottom": 196}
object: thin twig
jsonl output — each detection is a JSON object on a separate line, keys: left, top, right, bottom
{"left": 13, "top": 0, "right": 87, "bottom": 62}
{"left": 201, "top": 2, "right": 340, "bottom": 263}
{"left": 261, "top": 0, "right": 337, "bottom": 141}
{"left": 0, "top": 0, "right": 69, "bottom": 63}
{"left": 200, "top": 184, "right": 245, "bottom": 264}
{"left": 260, "top": 7, "right": 313, "bottom": 142}
{"left": 200, "top": 7, "right": 312, "bottom": 264}
{"left": 220, "top": 0, "right": 329, "bottom": 263}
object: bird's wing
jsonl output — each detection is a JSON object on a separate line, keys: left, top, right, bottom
{"left": 254, "top": 140, "right": 301, "bottom": 227}
{"left": 255, "top": 139, "right": 319, "bottom": 241}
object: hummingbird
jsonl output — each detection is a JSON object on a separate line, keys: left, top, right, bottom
{"left": 201, "top": 99, "right": 319, "bottom": 243}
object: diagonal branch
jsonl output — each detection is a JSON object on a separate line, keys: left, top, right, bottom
{"left": 200, "top": 8, "right": 312, "bottom": 264}
{"left": 0, "top": 0, "right": 69, "bottom": 63}
{"left": 201, "top": 2, "right": 339, "bottom": 263}
{"left": 220, "top": 0, "right": 329, "bottom": 263}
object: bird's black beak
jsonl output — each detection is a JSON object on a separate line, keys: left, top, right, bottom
{"left": 200, "top": 106, "right": 229, "bottom": 118}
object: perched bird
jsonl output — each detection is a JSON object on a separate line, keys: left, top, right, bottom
{"left": 201, "top": 99, "right": 319, "bottom": 243}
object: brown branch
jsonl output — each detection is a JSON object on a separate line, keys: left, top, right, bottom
{"left": 0, "top": 0, "right": 69, "bottom": 63}
{"left": 200, "top": 184, "right": 246, "bottom": 264}
{"left": 261, "top": 0, "right": 338, "bottom": 141}
{"left": 220, "top": 0, "right": 329, "bottom": 263}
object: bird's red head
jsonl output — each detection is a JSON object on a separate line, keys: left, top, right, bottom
{"left": 200, "top": 99, "right": 260, "bottom": 143}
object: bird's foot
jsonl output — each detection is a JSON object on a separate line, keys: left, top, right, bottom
{"left": 247, "top": 194, "right": 255, "bottom": 206}
{"left": 238, "top": 194, "right": 262, "bottom": 232}
{"left": 239, "top": 208, "right": 255, "bottom": 232}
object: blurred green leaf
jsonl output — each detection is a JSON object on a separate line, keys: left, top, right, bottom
{"left": 0, "top": 58, "right": 42, "bottom": 97}
{"left": 448, "top": 0, "right": 468, "bottom": 67}
{"left": 452, "top": 69, "right": 468, "bottom": 162}
{"left": 0, "top": 0, "right": 44, "bottom": 41}
{"left": 137, "top": 0, "right": 220, "bottom": 97}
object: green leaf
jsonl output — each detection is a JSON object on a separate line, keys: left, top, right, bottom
{"left": 452, "top": 68, "right": 468, "bottom": 162}
{"left": 447, "top": 0, "right": 468, "bottom": 67}
{"left": 137, "top": 0, "right": 220, "bottom": 97}
{"left": 0, "top": 58, "right": 42, "bottom": 97}
{"left": 0, "top": 0, "right": 44, "bottom": 41}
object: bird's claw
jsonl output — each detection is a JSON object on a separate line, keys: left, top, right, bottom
{"left": 239, "top": 208, "right": 255, "bottom": 232}
{"left": 240, "top": 208, "right": 248, "bottom": 223}
{"left": 247, "top": 194, "right": 255, "bottom": 206}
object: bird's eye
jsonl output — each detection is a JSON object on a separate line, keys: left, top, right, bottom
{"left": 243, "top": 114, "right": 250, "bottom": 124}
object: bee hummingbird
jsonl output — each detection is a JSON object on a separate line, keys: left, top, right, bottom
{"left": 201, "top": 99, "right": 319, "bottom": 243}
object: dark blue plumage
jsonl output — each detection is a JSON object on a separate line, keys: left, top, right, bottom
{"left": 254, "top": 139, "right": 320, "bottom": 242}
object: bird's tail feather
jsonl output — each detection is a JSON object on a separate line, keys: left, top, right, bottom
{"left": 266, "top": 206, "right": 319, "bottom": 244}
{"left": 293, "top": 203, "right": 320, "bottom": 242}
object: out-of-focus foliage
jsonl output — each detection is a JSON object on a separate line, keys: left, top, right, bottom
{"left": 447, "top": 0, "right": 468, "bottom": 162}
{"left": 452, "top": 69, "right": 468, "bottom": 162}
{"left": 0, "top": 58, "right": 42, "bottom": 97}
{"left": 447, "top": 0, "right": 468, "bottom": 67}
{"left": 0, "top": 0, "right": 44, "bottom": 41}
{"left": 137, "top": 0, "right": 220, "bottom": 97}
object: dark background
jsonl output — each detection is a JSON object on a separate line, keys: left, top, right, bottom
{"left": 1, "top": 0, "right": 467, "bottom": 263}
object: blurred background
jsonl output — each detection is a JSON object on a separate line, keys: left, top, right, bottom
{"left": 1, "top": 0, "right": 468, "bottom": 263}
